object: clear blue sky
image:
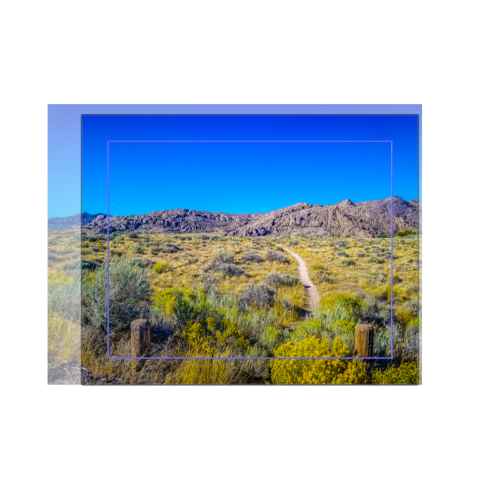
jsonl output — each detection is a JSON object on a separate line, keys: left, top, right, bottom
{"left": 81, "top": 114, "right": 418, "bottom": 216}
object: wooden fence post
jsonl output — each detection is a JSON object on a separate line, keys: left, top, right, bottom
{"left": 131, "top": 319, "right": 151, "bottom": 358}
{"left": 354, "top": 324, "right": 374, "bottom": 383}
{"left": 354, "top": 324, "right": 374, "bottom": 358}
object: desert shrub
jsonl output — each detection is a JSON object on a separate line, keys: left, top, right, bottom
{"left": 215, "top": 263, "right": 244, "bottom": 278}
{"left": 149, "top": 245, "right": 160, "bottom": 256}
{"left": 337, "top": 240, "right": 348, "bottom": 248}
{"left": 393, "top": 275, "right": 403, "bottom": 284}
{"left": 241, "top": 252, "right": 263, "bottom": 263}
{"left": 265, "top": 273, "right": 283, "bottom": 287}
{"left": 289, "top": 240, "right": 299, "bottom": 246}
{"left": 359, "top": 294, "right": 391, "bottom": 327}
{"left": 265, "top": 273, "right": 298, "bottom": 287}
{"left": 373, "top": 361, "right": 419, "bottom": 384}
{"left": 266, "top": 251, "right": 288, "bottom": 263}
{"left": 160, "top": 244, "right": 180, "bottom": 253}
{"left": 336, "top": 250, "right": 348, "bottom": 257}
{"left": 312, "top": 294, "right": 365, "bottom": 346}
{"left": 396, "top": 230, "right": 416, "bottom": 237}
{"left": 198, "top": 234, "right": 209, "bottom": 240}
{"left": 128, "top": 232, "right": 138, "bottom": 238}
{"left": 357, "top": 253, "right": 365, "bottom": 257}
{"left": 213, "top": 249, "right": 234, "bottom": 264}
{"left": 154, "top": 288, "right": 211, "bottom": 329}
{"left": 114, "top": 235, "right": 125, "bottom": 242}
{"left": 341, "top": 258, "right": 355, "bottom": 266}
{"left": 258, "top": 325, "right": 289, "bottom": 355}
{"left": 91, "top": 246, "right": 100, "bottom": 252}
{"left": 290, "top": 319, "right": 324, "bottom": 342}
{"left": 368, "top": 255, "right": 383, "bottom": 264}
{"left": 183, "top": 317, "right": 249, "bottom": 355}
{"left": 80, "top": 259, "right": 150, "bottom": 335}
{"left": 131, "top": 243, "right": 144, "bottom": 254}
{"left": 241, "top": 284, "right": 276, "bottom": 308}
{"left": 152, "top": 263, "right": 167, "bottom": 274}
{"left": 62, "top": 259, "right": 102, "bottom": 272}
{"left": 271, "top": 337, "right": 368, "bottom": 384}
{"left": 372, "top": 247, "right": 383, "bottom": 254}
{"left": 280, "top": 274, "right": 299, "bottom": 286}
{"left": 130, "top": 258, "right": 154, "bottom": 268}
{"left": 395, "top": 300, "right": 419, "bottom": 326}
{"left": 200, "top": 274, "right": 219, "bottom": 294}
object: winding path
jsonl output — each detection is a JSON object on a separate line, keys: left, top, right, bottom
{"left": 277, "top": 245, "right": 320, "bottom": 314}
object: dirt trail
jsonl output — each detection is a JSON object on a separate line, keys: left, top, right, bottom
{"left": 277, "top": 245, "right": 320, "bottom": 314}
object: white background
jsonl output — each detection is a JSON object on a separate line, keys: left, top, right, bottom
{"left": 1, "top": 1, "right": 499, "bottom": 499}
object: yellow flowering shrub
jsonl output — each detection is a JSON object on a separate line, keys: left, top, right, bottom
{"left": 152, "top": 263, "right": 167, "bottom": 273}
{"left": 184, "top": 316, "right": 249, "bottom": 356}
{"left": 373, "top": 361, "right": 419, "bottom": 385}
{"left": 270, "top": 337, "right": 368, "bottom": 385}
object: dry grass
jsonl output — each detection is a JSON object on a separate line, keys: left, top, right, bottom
{"left": 48, "top": 229, "right": 420, "bottom": 385}
{"left": 275, "top": 235, "right": 420, "bottom": 305}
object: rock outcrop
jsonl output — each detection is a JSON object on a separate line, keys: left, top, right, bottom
{"left": 228, "top": 197, "right": 420, "bottom": 237}
{"left": 79, "top": 197, "right": 420, "bottom": 237}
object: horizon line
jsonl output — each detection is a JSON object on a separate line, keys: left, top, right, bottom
{"left": 49, "top": 195, "right": 421, "bottom": 220}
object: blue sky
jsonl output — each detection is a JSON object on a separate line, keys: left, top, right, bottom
{"left": 80, "top": 114, "right": 418, "bottom": 216}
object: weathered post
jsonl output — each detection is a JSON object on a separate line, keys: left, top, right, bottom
{"left": 131, "top": 319, "right": 151, "bottom": 358}
{"left": 354, "top": 324, "right": 374, "bottom": 382}
{"left": 354, "top": 324, "right": 374, "bottom": 358}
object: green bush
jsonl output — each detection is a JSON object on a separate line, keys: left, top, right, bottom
{"left": 341, "top": 258, "right": 355, "bottom": 266}
{"left": 241, "top": 284, "right": 276, "bottom": 309}
{"left": 396, "top": 230, "right": 416, "bottom": 237}
{"left": 81, "top": 259, "right": 150, "bottom": 334}
{"left": 148, "top": 245, "right": 160, "bottom": 255}
{"left": 213, "top": 249, "right": 234, "bottom": 264}
{"left": 131, "top": 243, "right": 144, "bottom": 254}
{"left": 152, "top": 263, "right": 167, "bottom": 273}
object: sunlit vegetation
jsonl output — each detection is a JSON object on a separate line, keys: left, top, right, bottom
{"left": 48, "top": 229, "right": 420, "bottom": 385}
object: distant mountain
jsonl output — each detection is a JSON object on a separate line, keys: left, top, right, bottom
{"left": 228, "top": 197, "right": 420, "bottom": 237}
{"left": 48, "top": 212, "right": 107, "bottom": 226}
{"left": 81, "top": 198, "right": 420, "bottom": 237}
{"left": 84, "top": 210, "right": 261, "bottom": 235}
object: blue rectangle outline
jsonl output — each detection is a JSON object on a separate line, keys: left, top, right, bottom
{"left": 106, "top": 138, "right": 394, "bottom": 360}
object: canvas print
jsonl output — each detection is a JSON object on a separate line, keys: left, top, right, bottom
{"left": 48, "top": 111, "right": 421, "bottom": 385}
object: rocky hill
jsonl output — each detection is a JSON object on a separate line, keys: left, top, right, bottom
{"left": 81, "top": 197, "right": 420, "bottom": 237}
{"left": 48, "top": 212, "right": 106, "bottom": 226}
{"left": 84, "top": 209, "right": 261, "bottom": 235}
{"left": 228, "top": 197, "right": 420, "bottom": 237}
